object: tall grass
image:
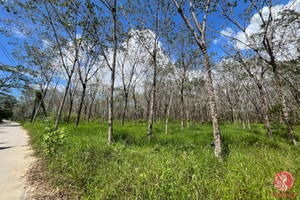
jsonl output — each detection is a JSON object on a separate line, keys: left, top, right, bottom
{"left": 24, "top": 119, "right": 300, "bottom": 199}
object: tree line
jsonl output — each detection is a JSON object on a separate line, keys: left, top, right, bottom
{"left": 0, "top": 0, "right": 299, "bottom": 158}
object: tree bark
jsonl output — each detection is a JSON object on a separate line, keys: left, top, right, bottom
{"left": 133, "top": 88, "right": 137, "bottom": 125}
{"left": 186, "top": 99, "right": 190, "bottom": 128}
{"left": 67, "top": 98, "right": 74, "bottom": 123}
{"left": 202, "top": 48, "right": 222, "bottom": 157}
{"left": 165, "top": 91, "right": 173, "bottom": 134}
{"left": 122, "top": 93, "right": 128, "bottom": 126}
{"left": 258, "top": 85, "right": 273, "bottom": 137}
{"left": 180, "top": 82, "right": 185, "bottom": 130}
{"left": 55, "top": 75, "right": 72, "bottom": 130}
{"left": 31, "top": 98, "right": 37, "bottom": 123}
{"left": 272, "top": 63, "right": 297, "bottom": 145}
{"left": 147, "top": 53, "right": 157, "bottom": 141}
{"left": 75, "top": 84, "right": 87, "bottom": 127}
{"left": 87, "top": 93, "right": 96, "bottom": 124}
{"left": 108, "top": 1, "right": 117, "bottom": 144}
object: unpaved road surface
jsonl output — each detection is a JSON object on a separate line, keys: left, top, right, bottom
{"left": 0, "top": 120, "right": 34, "bottom": 200}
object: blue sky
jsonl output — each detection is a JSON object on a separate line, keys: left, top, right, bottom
{"left": 0, "top": 0, "right": 294, "bottom": 67}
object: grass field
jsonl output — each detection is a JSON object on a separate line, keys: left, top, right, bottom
{"left": 23, "top": 119, "right": 300, "bottom": 199}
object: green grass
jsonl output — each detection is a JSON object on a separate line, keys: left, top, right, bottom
{"left": 23, "top": 119, "right": 300, "bottom": 199}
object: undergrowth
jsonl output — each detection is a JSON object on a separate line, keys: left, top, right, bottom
{"left": 23, "top": 119, "right": 300, "bottom": 199}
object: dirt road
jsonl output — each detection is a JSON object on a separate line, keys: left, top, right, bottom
{"left": 0, "top": 120, "right": 34, "bottom": 200}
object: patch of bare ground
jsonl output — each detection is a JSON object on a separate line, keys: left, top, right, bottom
{"left": 26, "top": 159, "right": 76, "bottom": 200}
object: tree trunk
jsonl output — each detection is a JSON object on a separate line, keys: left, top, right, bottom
{"left": 186, "top": 99, "right": 190, "bottom": 128}
{"left": 87, "top": 96, "right": 95, "bottom": 124}
{"left": 202, "top": 47, "right": 222, "bottom": 158}
{"left": 165, "top": 91, "right": 173, "bottom": 134}
{"left": 122, "top": 93, "right": 128, "bottom": 126}
{"left": 108, "top": 1, "right": 117, "bottom": 144}
{"left": 67, "top": 98, "right": 74, "bottom": 123}
{"left": 31, "top": 97, "right": 37, "bottom": 123}
{"left": 147, "top": 54, "right": 157, "bottom": 141}
{"left": 258, "top": 85, "right": 273, "bottom": 138}
{"left": 41, "top": 98, "right": 47, "bottom": 118}
{"left": 133, "top": 88, "right": 137, "bottom": 125}
{"left": 180, "top": 83, "right": 184, "bottom": 130}
{"left": 46, "top": 81, "right": 58, "bottom": 113}
{"left": 32, "top": 101, "right": 41, "bottom": 123}
{"left": 247, "top": 118, "right": 251, "bottom": 130}
{"left": 272, "top": 63, "right": 297, "bottom": 145}
{"left": 54, "top": 76, "right": 72, "bottom": 130}
{"left": 145, "top": 98, "right": 150, "bottom": 124}
{"left": 75, "top": 84, "right": 87, "bottom": 127}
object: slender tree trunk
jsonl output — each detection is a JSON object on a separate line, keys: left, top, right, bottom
{"left": 87, "top": 96, "right": 95, "bottom": 124}
{"left": 202, "top": 48, "right": 222, "bottom": 158}
{"left": 32, "top": 96, "right": 48, "bottom": 123}
{"left": 108, "top": 1, "right": 117, "bottom": 144}
{"left": 41, "top": 98, "right": 47, "bottom": 118}
{"left": 272, "top": 63, "right": 297, "bottom": 145}
{"left": 32, "top": 101, "right": 41, "bottom": 123}
{"left": 102, "top": 111, "right": 105, "bottom": 125}
{"left": 75, "top": 84, "right": 87, "bottom": 127}
{"left": 147, "top": 54, "right": 157, "bottom": 140}
{"left": 165, "top": 91, "right": 173, "bottom": 134}
{"left": 186, "top": 99, "right": 190, "bottom": 128}
{"left": 122, "top": 93, "right": 128, "bottom": 126}
{"left": 31, "top": 98, "right": 37, "bottom": 123}
{"left": 67, "top": 98, "right": 73, "bottom": 123}
{"left": 103, "top": 97, "right": 109, "bottom": 125}
{"left": 247, "top": 118, "right": 251, "bottom": 130}
{"left": 145, "top": 99, "right": 150, "bottom": 124}
{"left": 54, "top": 76, "right": 72, "bottom": 130}
{"left": 133, "top": 88, "right": 137, "bottom": 125}
{"left": 258, "top": 85, "right": 273, "bottom": 137}
{"left": 180, "top": 83, "right": 184, "bottom": 130}
{"left": 46, "top": 81, "right": 58, "bottom": 113}
{"left": 230, "top": 106, "right": 234, "bottom": 122}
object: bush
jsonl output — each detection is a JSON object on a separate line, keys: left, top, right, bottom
{"left": 42, "top": 118, "right": 67, "bottom": 155}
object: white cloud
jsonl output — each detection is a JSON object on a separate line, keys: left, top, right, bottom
{"left": 213, "top": 38, "right": 220, "bottom": 45}
{"left": 220, "top": 27, "right": 234, "bottom": 38}
{"left": 41, "top": 39, "right": 51, "bottom": 48}
{"left": 234, "top": 0, "right": 300, "bottom": 60}
{"left": 11, "top": 27, "right": 27, "bottom": 39}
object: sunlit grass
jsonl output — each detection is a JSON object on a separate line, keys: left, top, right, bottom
{"left": 23, "top": 119, "right": 300, "bottom": 199}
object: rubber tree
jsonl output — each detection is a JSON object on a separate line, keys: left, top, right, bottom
{"left": 75, "top": 41, "right": 103, "bottom": 127}
{"left": 173, "top": 0, "right": 222, "bottom": 158}
{"left": 219, "top": 0, "right": 298, "bottom": 145}
{"left": 122, "top": 0, "right": 176, "bottom": 140}
{"left": 116, "top": 34, "right": 148, "bottom": 126}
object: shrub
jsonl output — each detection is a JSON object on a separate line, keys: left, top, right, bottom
{"left": 42, "top": 118, "right": 67, "bottom": 156}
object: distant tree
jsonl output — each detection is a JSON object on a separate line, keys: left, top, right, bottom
{"left": 0, "top": 94, "right": 17, "bottom": 120}
{"left": 116, "top": 33, "right": 149, "bottom": 126}
{"left": 75, "top": 40, "right": 104, "bottom": 127}
{"left": 219, "top": 0, "right": 299, "bottom": 145}
{"left": 171, "top": 25, "right": 200, "bottom": 130}
{"left": 123, "top": 0, "right": 175, "bottom": 140}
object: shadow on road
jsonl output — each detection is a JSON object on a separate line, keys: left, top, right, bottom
{"left": 4, "top": 124, "right": 22, "bottom": 127}
{"left": 0, "top": 146, "right": 12, "bottom": 150}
